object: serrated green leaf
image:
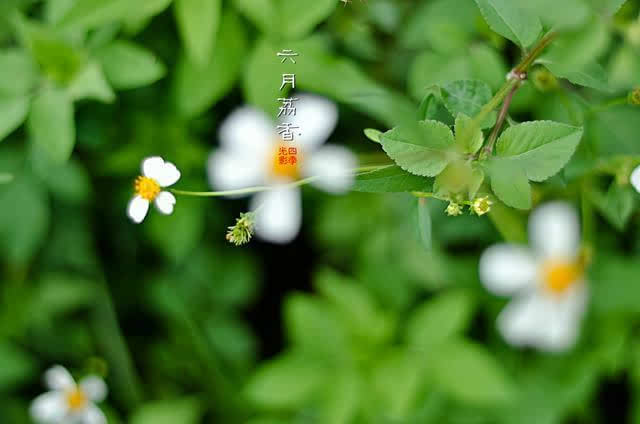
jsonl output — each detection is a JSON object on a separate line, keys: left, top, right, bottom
{"left": 473, "top": 0, "right": 542, "bottom": 47}
{"left": 454, "top": 113, "right": 483, "bottom": 154}
{"left": 495, "top": 121, "right": 583, "bottom": 182}
{"left": 380, "top": 121, "right": 456, "bottom": 177}
{"left": 540, "top": 60, "right": 610, "bottom": 92}
{"left": 172, "top": 10, "right": 247, "bottom": 118}
{"left": 174, "top": 0, "right": 221, "bottom": 65}
{"left": 353, "top": 165, "right": 433, "bottom": 193}
{"left": 430, "top": 340, "right": 515, "bottom": 405}
{"left": 0, "top": 96, "right": 29, "bottom": 142}
{"left": 29, "top": 86, "right": 75, "bottom": 163}
{"left": 488, "top": 160, "right": 532, "bottom": 209}
{"left": 441, "top": 80, "right": 496, "bottom": 129}
{"left": 245, "top": 351, "right": 327, "bottom": 408}
{"left": 96, "top": 41, "right": 166, "bottom": 89}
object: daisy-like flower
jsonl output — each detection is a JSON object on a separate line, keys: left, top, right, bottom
{"left": 479, "top": 202, "right": 588, "bottom": 352}
{"left": 30, "top": 366, "right": 107, "bottom": 424}
{"left": 127, "top": 156, "right": 181, "bottom": 223}
{"left": 208, "top": 94, "right": 356, "bottom": 244}
{"left": 631, "top": 165, "right": 640, "bottom": 192}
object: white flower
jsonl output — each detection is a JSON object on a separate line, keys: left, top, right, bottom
{"left": 208, "top": 94, "right": 356, "bottom": 244}
{"left": 30, "top": 366, "right": 108, "bottom": 424}
{"left": 631, "top": 165, "right": 640, "bottom": 193}
{"left": 479, "top": 202, "right": 588, "bottom": 352}
{"left": 127, "top": 156, "right": 181, "bottom": 223}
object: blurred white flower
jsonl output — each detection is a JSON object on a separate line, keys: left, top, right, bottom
{"left": 479, "top": 202, "right": 588, "bottom": 352}
{"left": 127, "top": 156, "right": 181, "bottom": 223}
{"left": 631, "top": 165, "right": 640, "bottom": 193}
{"left": 30, "top": 366, "right": 107, "bottom": 424}
{"left": 208, "top": 94, "right": 356, "bottom": 244}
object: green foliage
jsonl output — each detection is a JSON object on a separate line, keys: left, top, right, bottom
{"left": 473, "top": 0, "right": 542, "bottom": 47}
{"left": 96, "top": 41, "right": 166, "bottom": 89}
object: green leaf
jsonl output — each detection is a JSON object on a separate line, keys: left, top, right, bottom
{"left": 18, "top": 17, "right": 86, "bottom": 84}
{"left": 417, "top": 198, "right": 432, "bottom": 251}
{"left": 0, "top": 173, "right": 13, "bottom": 184}
{"left": 174, "top": 0, "right": 221, "bottom": 65}
{"left": 352, "top": 165, "right": 433, "bottom": 193}
{"left": 488, "top": 199, "right": 528, "bottom": 242}
{"left": 473, "top": 0, "right": 542, "bottom": 48}
{"left": 29, "top": 86, "right": 76, "bottom": 163}
{"left": 96, "top": 41, "right": 166, "bottom": 89}
{"left": 231, "top": 0, "right": 277, "bottom": 34}
{"left": 66, "top": 62, "right": 115, "bottom": 103}
{"left": 517, "top": 0, "right": 590, "bottom": 29}
{"left": 0, "top": 96, "right": 29, "bottom": 142}
{"left": 57, "top": 0, "right": 169, "bottom": 30}
{"left": 488, "top": 160, "right": 532, "bottom": 209}
{"left": 434, "top": 160, "right": 485, "bottom": 200}
{"left": 589, "top": 183, "right": 636, "bottom": 231}
{"left": 130, "top": 398, "right": 203, "bottom": 424}
{"left": 540, "top": 60, "right": 610, "bottom": 92}
{"left": 0, "top": 342, "right": 36, "bottom": 391}
{"left": 0, "top": 176, "right": 49, "bottom": 264}
{"left": 441, "top": 80, "right": 496, "bottom": 129}
{"left": 454, "top": 113, "right": 483, "bottom": 154}
{"left": 243, "top": 38, "right": 284, "bottom": 116}
{"left": 172, "top": 10, "right": 247, "bottom": 118}
{"left": 245, "top": 351, "right": 327, "bottom": 408}
{"left": 380, "top": 120, "right": 456, "bottom": 177}
{"left": 364, "top": 128, "right": 383, "bottom": 144}
{"left": 276, "top": 0, "right": 336, "bottom": 39}
{"left": 494, "top": 121, "right": 584, "bottom": 182}
{"left": 586, "top": 0, "right": 628, "bottom": 16}
{"left": 405, "top": 290, "right": 474, "bottom": 349}
{"left": 0, "top": 49, "right": 38, "bottom": 96}
{"left": 430, "top": 340, "right": 515, "bottom": 405}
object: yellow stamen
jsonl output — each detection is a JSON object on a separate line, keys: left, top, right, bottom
{"left": 66, "top": 388, "right": 88, "bottom": 411}
{"left": 135, "top": 176, "right": 161, "bottom": 201}
{"left": 270, "top": 141, "right": 301, "bottom": 180}
{"left": 542, "top": 260, "right": 582, "bottom": 295}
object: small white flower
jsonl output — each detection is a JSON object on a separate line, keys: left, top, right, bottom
{"left": 30, "top": 366, "right": 108, "bottom": 424}
{"left": 631, "top": 165, "right": 640, "bottom": 193}
{"left": 479, "top": 202, "right": 588, "bottom": 352}
{"left": 208, "top": 94, "right": 356, "bottom": 244}
{"left": 127, "top": 156, "right": 181, "bottom": 223}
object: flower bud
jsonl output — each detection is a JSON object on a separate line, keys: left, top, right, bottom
{"left": 472, "top": 196, "right": 493, "bottom": 216}
{"left": 445, "top": 202, "right": 463, "bottom": 216}
{"left": 628, "top": 87, "right": 640, "bottom": 106}
{"left": 532, "top": 68, "right": 558, "bottom": 92}
{"left": 226, "top": 212, "right": 255, "bottom": 246}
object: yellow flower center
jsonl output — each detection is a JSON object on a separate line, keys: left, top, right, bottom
{"left": 270, "top": 142, "right": 301, "bottom": 180}
{"left": 66, "top": 388, "right": 88, "bottom": 411}
{"left": 135, "top": 176, "right": 161, "bottom": 201}
{"left": 542, "top": 260, "right": 582, "bottom": 295}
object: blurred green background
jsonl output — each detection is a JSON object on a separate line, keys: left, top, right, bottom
{"left": 2, "top": 0, "right": 640, "bottom": 423}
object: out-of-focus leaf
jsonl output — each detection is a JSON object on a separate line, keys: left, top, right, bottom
{"left": 231, "top": 0, "right": 277, "bottom": 34}
{"left": 174, "top": 0, "right": 221, "bottom": 65}
{"left": 540, "top": 60, "right": 610, "bottom": 92}
{"left": 0, "top": 173, "right": 13, "bottom": 184}
{"left": 96, "top": 41, "right": 166, "bottom": 90}
{"left": 586, "top": 0, "right": 628, "bottom": 16}
{"left": 276, "top": 0, "right": 336, "bottom": 39}
{"left": 0, "top": 342, "right": 36, "bottom": 392}
{"left": 353, "top": 166, "right": 433, "bottom": 193}
{"left": 430, "top": 340, "right": 515, "bottom": 405}
{"left": 172, "top": 10, "right": 247, "bottom": 118}
{"left": 130, "top": 398, "right": 203, "bottom": 424}
{"left": 587, "top": 106, "right": 640, "bottom": 155}
{"left": 0, "top": 49, "right": 38, "bottom": 96}
{"left": 473, "top": 0, "right": 542, "bottom": 47}
{"left": 28, "top": 274, "right": 97, "bottom": 325}
{"left": 543, "top": 16, "right": 610, "bottom": 70}
{"left": 0, "top": 96, "right": 29, "bottom": 142}
{"left": 588, "top": 183, "right": 636, "bottom": 231}
{"left": 0, "top": 176, "right": 49, "bottom": 264}
{"left": 517, "top": 0, "right": 590, "bottom": 29}
{"left": 67, "top": 62, "right": 115, "bottom": 103}
{"left": 590, "top": 256, "right": 640, "bottom": 315}
{"left": 58, "top": 0, "right": 172, "bottom": 29}
{"left": 28, "top": 86, "right": 75, "bottom": 163}
{"left": 245, "top": 350, "right": 327, "bottom": 408}
{"left": 405, "top": 290, "right": 474, "bottom": 349}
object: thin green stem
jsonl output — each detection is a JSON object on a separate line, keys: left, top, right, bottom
{"left": 171, "top": 165, "right": 388, "bottom": 197}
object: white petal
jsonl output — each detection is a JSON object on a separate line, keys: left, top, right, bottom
{"left": 219, "top": 107, "right": 275, "bottom": 155}
{"left": 631, "top": 165, "right": 640, "bottom": 193}
{"left": 127, "top": 196, "right": 150, "bottom": 224}
{"left": 142, "top": 156, "right": 180, "bottom": 187}
{"left": 45, "top": 366, "right": 75, "bottom": 391}
{"left": 529, "top": 201, "right": 580, "bottom": 260}
{"left": 537, "top": 283, "right": 588, "bottom": 352}
{"left": 154, "top": 191, "right": 176, "bottom": 215}
{"left": 80, "top": 405, "right": 107, "bottom": 424}
{"left": 497, "top": 291, "right": 552, "bottom": 348}
{"left": 479, "top": 244, "right": 537, "bottom": 295}
{"left": 305, "top": 145, "right": 356, "bottom": 193}
{"left": 280, "top": 94, "right": 338, "bottom": 150}
{"left": 79, "top": 377, "right": 107, "bottom": 402}
{"left": 250, "top": 186, "right": 302, "bottom": 244}
{"left": 207, "top": 149, "right": 268, "bottom": 193}
{"left": 30, "top": 392, "right": 68, "bottom": 423}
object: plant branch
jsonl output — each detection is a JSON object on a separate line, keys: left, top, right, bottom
{"left": 482, "top": 82, "right": 519, "bottom": 156}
